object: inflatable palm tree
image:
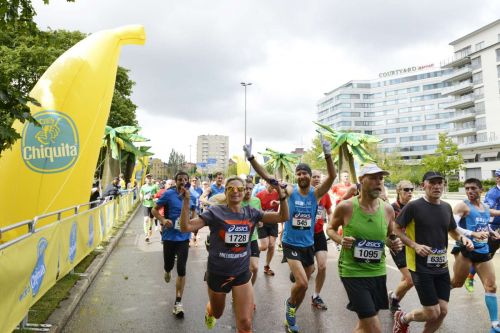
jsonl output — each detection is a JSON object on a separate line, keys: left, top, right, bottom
{"left": 315, "top": 122, "right": 381, "bottom": 183}
{"left": 260, "top": 148, "right": 300, "bottom": 181}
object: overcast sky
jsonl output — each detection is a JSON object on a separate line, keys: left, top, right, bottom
{"left": 34, "top": 1, "right": 500, "bottom": 163}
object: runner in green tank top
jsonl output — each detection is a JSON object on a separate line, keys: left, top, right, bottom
{"left": 327, "top": 164, "right": 402, "bottom": 333}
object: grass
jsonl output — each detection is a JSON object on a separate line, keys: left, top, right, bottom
{"left": 15, "top": 202, "right": 139, "bottom": 331}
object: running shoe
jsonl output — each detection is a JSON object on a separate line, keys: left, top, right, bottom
{"left": 491, "top": 323, "right": 500, "bottom": 332}
{"left": 284, "top": 299, "right": 299, "bottom": 333}
{"left": 289, "top": 272, "right": 296, "bottom": 283}
{"left": 173, "top": 302, "right": 184, "bottom": 318}
{"left": 205, "top": 310, "right": 216, "bottom": 330}
{"left": 465, "top": 277, "right": 474, "bottom": 293}
{"left": 164, "top": 271, "right": 171, "bottom": 283}
{"left": 393, "top": 310, "right": 410, "bottom": 333}
{"left": 388, "top": 290, "right": 401, "bottom": 313}
{"left": 264, "top": 265, "right": 275, "bottom": 276}
{"left": 311, "top": 295, "right": 328, "bottom": 310}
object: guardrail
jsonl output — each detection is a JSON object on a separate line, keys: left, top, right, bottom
{"left": 0, "top": 191, "right": 138, "bottom": 333}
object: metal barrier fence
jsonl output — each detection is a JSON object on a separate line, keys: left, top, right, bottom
{"left": 0, "top": 191, "right": 138, "bottom": 333}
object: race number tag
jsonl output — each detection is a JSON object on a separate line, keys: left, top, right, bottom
{"left": 292, "top": 212, "right": 312, "bottom": 229}
{"left": 353, "top": 239, "right": 384, "bottom": 263}
{"left": 174, "top": 217, "right": 181, "bottom": 230}
{"left": 224, "top": 224, "right": 250, "bottom": 247}
{"left": 474, "top": 225, "right": 489, "bottom": 243}
{"left": 316, "top": 206, "right": 326, "bottom": 221}
{"left": 427, "top": 248, "right": 447, "bottom": 267}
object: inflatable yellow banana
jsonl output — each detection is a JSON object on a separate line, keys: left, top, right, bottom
{"left": 0, "top": 25, "right": 146, "bottom": 242}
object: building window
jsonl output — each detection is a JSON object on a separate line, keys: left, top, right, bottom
{"left": 471, "top": 57, "right": 482, "bottom": 70}
{"left": 475, "top": 41, "right": 485, "bottom": 51}
{"left": 476, "top": 101, "right": 485, "bottom": 114}
{"left": 496, "top": 49, "right": 500, "bottom": 61}
{"left": 472, "top": 72, "right": 483, "bottom": 84}
{"left": 474, "top": 86, "right": 484, "bottom": 99}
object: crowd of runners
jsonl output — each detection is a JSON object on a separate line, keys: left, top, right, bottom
{"left": 137, "top": 137, "right": 500, "bottom": 333}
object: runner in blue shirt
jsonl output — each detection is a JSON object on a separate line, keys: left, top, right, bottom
{"left": 152, "top": 171, "right": 196, "bottom": 319}
{"left": 244, "top": 137, "right": 336, "bottom": 333}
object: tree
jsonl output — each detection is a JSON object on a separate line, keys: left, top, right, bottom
{"left": 422, "top": 132, "right": 464, "bottom": 185}
{"left": 315, "top": 122, "right": 381, "bottom": 183}
{"left": 167, "top": 149, "right": 186, "bottom": 178}
{"left": 107, "top": 67, "right": 138, "bottom": 128}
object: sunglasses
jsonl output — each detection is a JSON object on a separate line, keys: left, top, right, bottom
{"left": 403, "top": 188, "right": 414, "bottom": 192}
{"left": 226, "top": 186, "right": 245, "bottom": 193}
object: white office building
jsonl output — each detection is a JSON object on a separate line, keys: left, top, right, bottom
{"left": 317, "top": 20, "right": 500, "bottom": 180}
{"left": 196, "top": 134, "right": 229, "bottom": 172}
{"left": 317, "top": 65, "right": 454, "bottom": 164}
{"left": 440, "top": 19, "right": 500, "bottom": 180}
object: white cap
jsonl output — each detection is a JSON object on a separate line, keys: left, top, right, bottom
{"left": 358, "top": 164, "right": 389, "bottom": 177}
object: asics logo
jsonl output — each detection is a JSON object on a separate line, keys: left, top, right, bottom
{"left": 227, "top": 225, "right": 248, "bottom": 232}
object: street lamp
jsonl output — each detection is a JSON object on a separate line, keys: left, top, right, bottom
{"left": 240, "top": 82, "right": 252, "bottom": 144}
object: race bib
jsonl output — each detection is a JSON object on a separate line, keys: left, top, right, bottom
{"left": 426, "top": 248, "right": 447, "bottom": 267}
{"left": 224, "top": 224, "right": 250, "bottom": 246}
{"left": 316, "top": 206, "right": 326, "bottom": 221}
{"left": 292, "top": 212, "right": 312, "bottom": 229}
{"left": 353, "top": 239, "right": 384, "bottom": 263}
{"left": 474, "top": 225, "right": 489, "bottom": 243}
{"left": 174, "top": 217, "right": 181, "bottom": 230}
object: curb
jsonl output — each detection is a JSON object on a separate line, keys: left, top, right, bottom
{"left": 46, "top": 204, "right": 141, "bottom": 333}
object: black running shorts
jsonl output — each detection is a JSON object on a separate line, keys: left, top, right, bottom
{"left": 410, "top": 271, "right": 450, "bottom": 306}
{"left": 341, "top": 275, "right": 388, "bottom": 319}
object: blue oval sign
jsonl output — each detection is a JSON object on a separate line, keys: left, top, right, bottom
{"left": 21, "top": 110, "right": 79, "bottom": 173}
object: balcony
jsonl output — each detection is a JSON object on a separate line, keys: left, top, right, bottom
{"left": 445, "top": 95, "right": 475, "bottom": 109}
{"left": 451, "top": 107, "right": 476, "bottom": 122}
{"left": 443, "top": 66, "right": 472, "bottom": 83}
{"left": 441, "top": 81, "right": 473, "bottom": 96}
{"left": 449, "top": 125, "right": 477, "bottom": 137}
{"left": 440, "top": 51, "right": 471, "bottom": 68}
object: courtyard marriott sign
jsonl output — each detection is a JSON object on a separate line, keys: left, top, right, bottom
{"left": 378, "top": 64, "right": 434, "bottom": 78}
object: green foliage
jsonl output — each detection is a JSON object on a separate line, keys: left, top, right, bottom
{"left": 448, "top": 180, "right": 460, "bottom": 192}
{"left": 422, "top": 133, "right": 464, "bottom": 182}
{"left": 167, "top": 149, "right": 186, "bottom": 178}
{"left": 377, "top": 150, "right": 426, "bottom": 185}
{"left": 107, "top": 67, "right": 138, "bottom": 128}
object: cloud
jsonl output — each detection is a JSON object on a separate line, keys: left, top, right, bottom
{"left": 33, "top": 0, "right": 500, "bottom": 162}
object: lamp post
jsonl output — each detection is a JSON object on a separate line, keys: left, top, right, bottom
{"left": 240, "top": 82, "right": 252, "bottom": 144}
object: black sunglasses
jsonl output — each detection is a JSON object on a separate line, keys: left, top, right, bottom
{"left": 403, "top": 188, "right": 414, "bottom": 192}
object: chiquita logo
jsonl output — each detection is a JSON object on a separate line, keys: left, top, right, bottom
{"left": 21, "top": 110, "right": 79, "bottom": 173}
{"left": 30, "top": 238, "right": 48, "bottom": 297}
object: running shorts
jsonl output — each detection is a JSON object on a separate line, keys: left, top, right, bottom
{"left": 314, "top": 231, "right": 328, "bottom": 253}
{"left": 410, "top": 271, "right": 450, "bottom": 306}
{"left": 341, "top": 275, "right": 388, "bottom": 319}
{"left": 281, "top": 243, "right": 314, "bottom": 267}
{"left": 206, "top": 270, "right": 252, "bottom": 293}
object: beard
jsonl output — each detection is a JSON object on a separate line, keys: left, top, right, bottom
{"left": 298, "top": 179, "right": 310, "bottom": 190}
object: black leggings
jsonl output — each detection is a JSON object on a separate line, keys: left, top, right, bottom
{"left": 163, "top": 240, "right": 189, "bottom": 276}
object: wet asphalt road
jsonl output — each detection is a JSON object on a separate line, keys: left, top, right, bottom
{"left": 63, "top": 200, "right": 497, "bottom": 332}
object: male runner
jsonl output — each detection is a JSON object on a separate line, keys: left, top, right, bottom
{"left": 152, "top": 171, "right": 197, "bottom": 318}
{"left": 244, "top": 136, "right": 336, "bottom": 333}
{"left": 200, "top": 172, "right": 225, "bottom": 203}
{"left": 388, "top": 180, "right": 415, "bottom": 313}
{"left": 450, "top": 178, "right": 500, "bottom": 332}
{"left": 327, "top": 164, "right": 402, "bottom": 333}
{"left": 393, "top": 171, "right": 473, "bottom": 333}
{"left": 256, "top": 181, "right": 280, "bottom": 276}
{"left": 140, "top": 174, "right": 158, "bottom": 242}
{"left": 331, "top": 170, "right": 356, "bottom": 205}
{"left": 241, "top": 179, "right": 262, "bottom": 286}
{"left": 310, "top": 170, "right": 332, "bottom": 310}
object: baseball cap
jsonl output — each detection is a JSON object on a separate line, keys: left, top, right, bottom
{"left": 422, "top": 171, "right": 444, "bottom": 182}
{"left": 495, "top": 168, "right": 500, "bottom": 177}
{"left": 295, "top": 163, "right": 312, "bottom": 175}
{"left": 358, "top": 164, "right": 389, "bottom": 177}
{"left": 145, "top": 173, "right": 152, "bottom": 178}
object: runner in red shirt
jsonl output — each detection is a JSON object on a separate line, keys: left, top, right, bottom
{"left": 256, "top": 182, "right": 280, "bottom": 276}
{"left": 331, "top": 171, "right": 357, "bottom": 205}
{"left": 311, "top": 170, "right": 333, "bottom": 310}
